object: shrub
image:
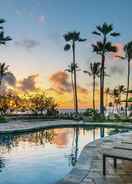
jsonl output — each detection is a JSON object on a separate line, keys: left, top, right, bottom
{"left": 0, "top": 116, "right": 8, "bottom": 123}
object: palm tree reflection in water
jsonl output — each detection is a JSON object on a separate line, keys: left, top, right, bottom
{"left": 69, "top": 127, "right": 79, "bottom": 166}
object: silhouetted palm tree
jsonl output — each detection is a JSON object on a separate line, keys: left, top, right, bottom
{"left": 0, "top": 19, "right": 12, "bottom": 45}
{"left": 0, "top": 62, "right": 13, "bottom": 86}
{"left": 84, "top": 62, "right": 100, "bottom": 110}
{"left": 63, "top": 31, "right": 86, "bottom": 113}
{"left": 0, "top": 19, "right": 12, "bottom": 87}
{"left": 92, "top": 23, "right": 120, "bottom": 116}
{"left": 124, "top": 42, "right": 132, "bottom": 116}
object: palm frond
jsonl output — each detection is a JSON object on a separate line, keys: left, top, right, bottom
{"left": 64, "top": 44, "right": 71, "bottom": 51}
{"left": 105, "top": 42, "right": 117, "bottom": 52}
{"left": 92, "top": 41, "right": 104, "bottom": 54}
{"left": 110, "top": 32, "right": 120, "bottom": 37}
{"left": 4, "top": 36, "right": 12, "bottom": 41}
{"left": 78, "top": 38, "right": 87, "bottom": 42}
{"left": 83, "top": 70, "right": 92, "bottom": 76}
{"left": 0, "top": 19, "right": 5, "bottom": 24}
{"left": 115, "top": 55, "right": 125, "bottom": 59}
{"left": 102, "top": 23, "right": 113, "bottom": 35}
{"left": 92, "top": 31, "right": 101, "bottom": 36}
{"left": 96, "top": 23, "right": 113, "bottom": 35}
{"left": 72, "top": 31, "right": 80, "bottom": 41}
{"left": 63, "top": 33, "right": 71, "bottom": 42}
{"left": 65, "top": 69, "right": 71, "bottom": 73}
{"left": 96, "top": 25, "right": 102, "bottom": 33}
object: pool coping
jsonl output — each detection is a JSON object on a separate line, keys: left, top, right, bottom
{"left": 0, "top": 119, "right": 132, "bottom": 134}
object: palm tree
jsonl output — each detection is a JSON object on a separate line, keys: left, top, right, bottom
{"left": 92, "top": 23, "right": 120, "bottom": 116}
{"left": 0, "top": 19, "right": 12, "bottom": 87}
{"left": 63, "top": 31, "right": 86, "bottom": 114}
{"left": 0, "top": 62, "right": 13, "bottom": 86}
{"left": 124, "top": 42, "right": 132, "bottom": 117}
{"left": 84, "top": 62, "right": 100, "bottom": 110}
{"left": 0, "top": 19, "right": 12, "bottom": 45}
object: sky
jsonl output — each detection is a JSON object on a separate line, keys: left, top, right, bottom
{"left": 0, "top": 0, "right": 132, "bottom": 108}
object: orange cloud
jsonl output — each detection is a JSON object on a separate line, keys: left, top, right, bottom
{"left": 18, "top": 74, "right": 39, "bottom": 91}
{"left": 49, "top": 70, "right": 72, "bottom": 93}
{"left": 52, "top": 129, "right": 70, "bottom": 148}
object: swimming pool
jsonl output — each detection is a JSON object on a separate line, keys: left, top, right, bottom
{"left": 0, "top": 127, "right": 129, "bottom": 184}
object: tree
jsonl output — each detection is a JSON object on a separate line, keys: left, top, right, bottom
{"left": 110, "top": 86, "right": 125, "bottom": 113}
{"left": 0, "top": 63, "right": 14, "bottom": 86}
{"left": 29, "top": 93, "right": 57, "bottom": 115}
{"left": 124, "top": 42, "right": 132, "bottom": 117}
{"left": 0, "top": 19, "right": 12, "bottom": 115}
{"left": 0, "top": 18, "right": 12, "bottom": 45}
{"left": 46, "top": 97, "right": 58, "bottom": 116}
{"left": 84, "top": 62, "right": 100, "bottom": 110}
{"left": 92, "top": 23, "right": 120, "bottom": 115}
{"left": 30, "top": 93, "right": 48, "bottom": 114}
{"left": 63, "top": 31, "right": 86, "bottom": 114}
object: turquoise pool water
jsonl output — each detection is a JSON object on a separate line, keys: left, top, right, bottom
{"left": 0, "top": 127, "right": 129, "bottom": 184}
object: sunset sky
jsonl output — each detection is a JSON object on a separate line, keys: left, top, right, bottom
{"left": 0, "top": 0, "right": 132, "bottom": 108}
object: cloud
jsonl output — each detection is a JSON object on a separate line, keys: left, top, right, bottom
{"left": 49, "top": 71, "right": 72, "bottom": 93}
{"left": 18, "top": 74, "right": 38, "bottom": 91}
{"left": 15, "top": 39, "right": 40, "bottom": 50}
{"left": 3, "top": 73, "right": 16, "bottom": 86}
{"left": 109, "top": 64, "right": 124, "bottom": 75}
{"left": 37, "top": 15, "right": 45, "bottom": 24}
{"left": 78, "top": 86, "right": 88, "bottom": 94}
{"left": 49, "top": 70, "right": 88, "bottom": 95}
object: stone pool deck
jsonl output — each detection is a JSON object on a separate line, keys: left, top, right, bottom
{"left": 58, "top": 132, "right": 132, "bottom": 184}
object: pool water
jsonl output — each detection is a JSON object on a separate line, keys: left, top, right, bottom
{"left": 0, "top": 127, "right": 129, "bottom": 184}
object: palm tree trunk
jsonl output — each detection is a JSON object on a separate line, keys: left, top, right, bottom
{"left": 93, "top": 75, "right": 95, "bottom": 110}
{"left": 71, "top": 72, "right": 75, "bottom": 111}
{"left": 125, "top": 58, "right": 130, "bottom": 117}
{"left": 100, "top": 54, "right": 105, "bottom": 116}
{"left": 72, "top": 41, "right": 78, "bottom": 114}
